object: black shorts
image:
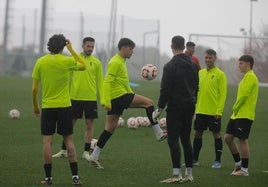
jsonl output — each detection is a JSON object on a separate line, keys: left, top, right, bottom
{"left": 71, "top": 100, "right": 98, "bottom": 119}
{"left": 194, "top": 114, "right": 221, "bottom": 133}
{"left": 226, "top": 118, "right": 252, "bottom": 139}
{"left": 41, "top": 107, "right": 73, "bottom": 136}
{"left": 107, "top": 93, "right": 135, "bottom": 116}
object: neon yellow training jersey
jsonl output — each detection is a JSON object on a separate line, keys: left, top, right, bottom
{"left": 195, "top": 66, "right": 227, "bottom": 115}
{"left": 103, "top": 54, "right": 133, "bottom": 108}
{"left": 32, "top": 54, "right": 83, "bottom": 108}
{"left": 231, "top": 70, "right": 259, "bottom": 120}
{"left": 70, "top": 53, "right": 103, "bottom": 102}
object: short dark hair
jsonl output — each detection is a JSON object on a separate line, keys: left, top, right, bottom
{"left": 171, "top": 35, "right": 185, "bottom": 50}
{"left": 47, "top": 34, "right": 66, "bottom": 54}
{"left": 186, "top": 41, "right": 196, "bottom": 47}
{"left": 205, "top": 49, "right": 217, "bottom": 56}
{"left": 83, "top": 37, "right": 95, "bottom": 44}
{"left": 239, "top": 54, "right": 254, "bottom": 69}
{"left": 118, "top": 38, "right": 135, "bottom": 50}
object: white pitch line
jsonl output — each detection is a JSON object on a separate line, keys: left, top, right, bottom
{"left": 262, "top": 171, "right": 268, "bottom": 173}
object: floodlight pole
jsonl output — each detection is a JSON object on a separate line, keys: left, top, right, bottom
{"left": 39, "top": 0, "right": 47, "bottom": 55}
{"left": 2, "top": 0, "right": 10, "bottom": 75}
{"left": 80, "top": 12, "right": 84, "bottom": 39}
{"left": 249, "top": 0, "right": 258, "bottom": 54}
{"left": 107, "top": 0, "right": 117, "bottom": 58}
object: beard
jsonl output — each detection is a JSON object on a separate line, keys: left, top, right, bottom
{"left": 85, "top": 50, "right": 93, "bottom": 56}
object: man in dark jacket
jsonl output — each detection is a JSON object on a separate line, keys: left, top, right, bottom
{"left": 153, "top": 35, "right": 198, "bottom": 184}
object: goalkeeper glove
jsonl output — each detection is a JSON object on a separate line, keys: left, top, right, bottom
{"left": 152, "top": 108, "right": 163, "bottom": 123}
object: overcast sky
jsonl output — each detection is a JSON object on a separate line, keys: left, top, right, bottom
{"left": 1, "top": 0, "right": 268, "bottom": 57}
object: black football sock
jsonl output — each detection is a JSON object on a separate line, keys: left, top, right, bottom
{"left": 193, "top": 138, "right": 202, "bottom": 161}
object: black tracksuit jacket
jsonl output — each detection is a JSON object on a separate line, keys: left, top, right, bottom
{"left": 157, "top": 53, "right": 199, "bottom": 111}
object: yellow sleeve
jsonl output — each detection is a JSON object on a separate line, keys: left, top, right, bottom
{"left": 96, "top": 62, "right": 104, "bottom": 105}
{"left": 216, "top": 73, "right": 227, "bottom": 115}
{"left": 66, "top": 42, "right": 86, "bottom": 70}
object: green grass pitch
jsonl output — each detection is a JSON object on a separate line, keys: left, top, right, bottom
{"left": 0, "top": 76, "right": 268, "bottom": 187}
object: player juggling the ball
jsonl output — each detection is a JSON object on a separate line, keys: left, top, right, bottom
{"left": 88, "top": 38, "right": 167, "bottom": 169}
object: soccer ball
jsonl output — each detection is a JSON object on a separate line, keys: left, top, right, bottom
{"left": 9, "top": 109, "right": 20, "bottom": 119}
{"left": 141, "top": 64, "right": 158, "bottom": 80}
{"left": 127, "top": 117, "right": 138, "bottom": 129}
{"left": 159, "top": 117, "right": 166, "bottom": 128}
{"left": 117, "top": 116, "right": 125, "bottom": 127}
{"left": 141, "top": 117, "right": 150, "bottom": 127}
{"left": 135, "top": 116, "right": 144, "bottom": 127}
{"left": 90, "top": 138, "right": 98, "bottom": 152}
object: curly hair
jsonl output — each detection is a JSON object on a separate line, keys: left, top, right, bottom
{"left": 47, "top": 34, "right": 66, "bottom": 54}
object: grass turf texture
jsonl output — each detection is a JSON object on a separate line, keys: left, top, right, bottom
{"left": 0, "top": 76, "right": 268, "bottom": 187}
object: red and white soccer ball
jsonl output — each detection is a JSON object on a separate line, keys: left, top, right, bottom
{"left": 117, "top": 116, "right": 125, "bottom": 127}
{"left": 127, "top": 117, "right": 138, "bottom": 129}
{"left": 141, "top": 117, "right": 150, "bottom": 127}
{"left": 159, "top": 117, "right": 166, "bottom": 128}
{"left": 9, "top": 109, "right": 20, "bottom": 119}
{"left": 141, "top": 64, "right": 158, "bottom": 80}
{"left": 135, "top": 116, "right": 144, "bottom": 127}
{"left": 90, "top": 138, "right": 98, "bottom": 152}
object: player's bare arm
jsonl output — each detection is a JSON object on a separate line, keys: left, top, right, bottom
{"left": 32, "top": 79, "right": 40, "bottom": 116}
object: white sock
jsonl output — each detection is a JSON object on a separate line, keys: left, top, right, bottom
{"left": 235, "top": 160, "right": 241, "bottom": 166}
{"left": 152, "top": 124, "right": 162, "bottom": 134}
{"left": 185, "top": 167, "right": 192, "bottom": 175}
{"left": 241, "top": 167, "right": 248, "bottom": 172}
{"left": 90, "top": 146, "right": 101, "bottom": 159}
{"left": 173, "top": 168, "right": 181, "bottom": 176}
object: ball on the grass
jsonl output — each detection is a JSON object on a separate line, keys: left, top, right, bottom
{"left": 90, "top": 138, "right": 98, "bottom": 152}
{"left": 159, "top": 117, "right": 166, "bottom": 128}
{"left": 9, "top": 109, "right": 20, "bottom": 119}
{"left": 117, "top": 116, "right": 125, "bottom": 127}
{"left": 135, "top": 116, "right": 144, "bottom": 127}
{"left": 141, "top": 64, "right": 158, "bottom": 80}
{"left": 127, "top": 117, "right": 138, "bottom": 129}
{"left": 141, "top": 117, "right": 150, "bottom": 127}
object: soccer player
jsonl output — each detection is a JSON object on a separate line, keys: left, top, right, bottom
{"left": 153, "top": 35, "right": 199, "bottom": 184}
{"left": 192, "top": 49, "right": 227, "bottom": 169}
{"left": 185, "top": 41, "right": 201, "bottom": 70}
{"left": 32, "top": 34, "right": 85, "bottom": 185}
{"left": 88, "top": 38, "right": 167, "bottom": 169}
{"left": 224, "top": 55, "right": 259, "bottom": 176}
{"left": 52, "top": 37, "right": 104, "bottom": 161}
